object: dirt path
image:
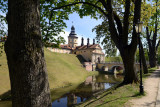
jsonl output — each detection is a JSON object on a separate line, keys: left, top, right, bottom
{"left": 125, "top": 70, "right": 160, "bottom": 107}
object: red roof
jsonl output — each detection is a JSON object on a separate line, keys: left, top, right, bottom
{"left": 60, "top": 44, "right": 104, "bottom": 55}
{"left": 75, "top": 44, "right": 102, "bottom": 50}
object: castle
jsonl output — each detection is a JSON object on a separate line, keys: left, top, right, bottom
{"left": 48, "top": 25, "right": 105, "bottom": 65}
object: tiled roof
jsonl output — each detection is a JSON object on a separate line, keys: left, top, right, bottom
{"left": 75, "top": 44, "right": 102, "bottom": 50}
{"left": 60, "top": 44, "right": 104, "bottom": 55}
{"left": 92, "top": 52, "right": 105, "bottom": 55}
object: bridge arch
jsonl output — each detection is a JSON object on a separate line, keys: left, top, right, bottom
{"left": 111, "top": 65, "right": 124, "bottom": 74}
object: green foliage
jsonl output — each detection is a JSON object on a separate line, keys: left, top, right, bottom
{"left": 40, "top": 0, "right": 71, "bottom": 45}
{"left": 0, "top": 42, "right": 4, "bottom": 57}
{"left": 0, "top": 1, "right": 7, "bottom": 50}
{"left": 0, "top": 0, "right": 67, "bottom": 47}
{"left": 135, "top": 48, "right": 149, "bottom": 62}
{"left": 105, "top": 56, "right": 122, "bottom": 62}
{"left": 93, "top": 17, "right": 117, "bottom": 57}
{"left": 157, "top": 46, "right": 160, "bottom": 64}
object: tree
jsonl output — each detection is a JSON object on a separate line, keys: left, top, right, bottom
{"left": 92, "top": 16, "right": 117, "bottom": 57}
{"left": 142, "top": 0, "right": 160, "bottom": 68}
{"left": 5, "top": 0, "right": 51, "bottom": 106}
{"left": 51, "top": 0, "right": 142, "bottom": 83}
{"left": 40, "top": 0, "right": 71, "bottom": 47}
{"left": 0, "top": 0, "right": 67, "bottom": 49}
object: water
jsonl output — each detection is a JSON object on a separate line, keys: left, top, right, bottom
{"left": 52, "top": 74, "right": 123, "bottom": 107}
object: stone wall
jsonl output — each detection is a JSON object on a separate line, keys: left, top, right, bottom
{"left": 84, "top": 62, "right": 93, "bottom": 71}
{"left": 92, "top": 54, "right": 105, "bottom": 64}
{"left": 47, "top": 47, "right": 71, "bottom": 54}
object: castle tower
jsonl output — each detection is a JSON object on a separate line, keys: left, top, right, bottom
{"left": 68, "top": 25, "right": 78, "bottom": 48}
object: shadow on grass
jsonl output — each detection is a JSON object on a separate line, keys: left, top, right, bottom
{"left": 76, "top": 55, "right": 86, "bottom": 64}
{"left": 94, "top": 91, "right": 145, "bottom": 107}
{"left": 96, "top": 96, "right": 133, "bottom": 107}
{"left": 132, "top": 91, "right": 145, "bottom": 97}
{"left": 0, "top": 90, "right": 11, "bottom": 101}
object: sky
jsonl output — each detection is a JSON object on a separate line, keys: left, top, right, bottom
{"left": 59, "top": 12, "right": 102, "bottom": 46}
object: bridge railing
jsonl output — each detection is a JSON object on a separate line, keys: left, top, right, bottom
{"left": 103, "top": 61, "right": 150, "bottom": 65}
{"left": 104, "top": 61, "right": 123, "bottom": 64}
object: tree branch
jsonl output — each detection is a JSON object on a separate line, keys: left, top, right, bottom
{"left": 146, "top": 26, "right": 152, "bottom": 49}
{"left": 113, "top": 12, "right": 122, "bottom": 35}
{"left": 51, "top": 1, "right": 108, "bottom": 18}
{"left": 130, "top": 0, "right": 142, "bottom": 51}
{"left": 99, "top": 0, "right": 120, "bottom": 49}
{"left": 122, "top": 0, "right": 131, "bottom": 45}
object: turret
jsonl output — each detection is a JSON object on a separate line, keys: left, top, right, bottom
{"left": 81, "top": 37, "right": 84, "bottom": 46}
{"left": 93, "top": 39, "right": 95, "bottom": 45}
{"left": 87, "top": 38, "right": 90, "bottom": 48}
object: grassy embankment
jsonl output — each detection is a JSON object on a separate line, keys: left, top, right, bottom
{"left": 0, "top": 45, "right": 97, "bottom": 103}
{"left": 76, "top": 67, "right": 157, "bottom": 107}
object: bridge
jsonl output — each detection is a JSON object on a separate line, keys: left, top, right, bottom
{"left": 97, "top": 62, "right": 150, "bottom": 72}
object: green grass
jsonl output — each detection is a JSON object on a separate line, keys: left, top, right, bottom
{"left": 142, "top": 67, "right": 157, "bottom": 78}
{"left": 0, "top": 47, "right": 95, "bottom": 98}
{"left": 45, "top": 48, "right": 90, "bottom": 89}
{"left": 76, "top": 84, "right": 143, "bottom": 107}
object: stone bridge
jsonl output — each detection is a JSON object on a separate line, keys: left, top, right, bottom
{"left": 97, "top": 62, "right": 150, "bottom": 72}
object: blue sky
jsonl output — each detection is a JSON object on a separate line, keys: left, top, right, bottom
{"left": 60, "top": 12, "right": 102, "bottom": 45}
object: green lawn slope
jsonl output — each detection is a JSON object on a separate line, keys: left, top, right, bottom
{"left": 45, "top": 48, "right": 89, "bottom": 89}
{"left": 0, "top": 47, "right": 90, "bottom": 96}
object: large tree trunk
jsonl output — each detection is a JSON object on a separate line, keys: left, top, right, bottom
{"left": 5, "top": 0, "right": 51, "bottom": 106}
{"left": 120, "top": 48, "right": 138, "bottom": 84}
{"left": 149, "top": 51, "right": 156, "bottom": 68}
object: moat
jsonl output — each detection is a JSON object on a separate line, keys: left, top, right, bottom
{"left": 52, "top": 74, "right": 124, "bottom": 107}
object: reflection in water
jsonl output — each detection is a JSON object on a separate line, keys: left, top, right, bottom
{"left": 52, "top": 74, "right": 123, "bottom": 107}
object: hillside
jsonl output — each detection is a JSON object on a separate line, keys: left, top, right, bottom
{"left": 0, "top": 47, "right": 89, "bottom": 96}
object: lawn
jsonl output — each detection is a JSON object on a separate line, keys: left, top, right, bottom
{"left": 0, "top": 46, "right": 95, "bottom": 97}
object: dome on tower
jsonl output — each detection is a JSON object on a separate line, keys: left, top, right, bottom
{"left": 71, "top": 25, "right": 75, "bottom": 31}
{"left": 69, "top": 25, "right": 77, "bottom": 37}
